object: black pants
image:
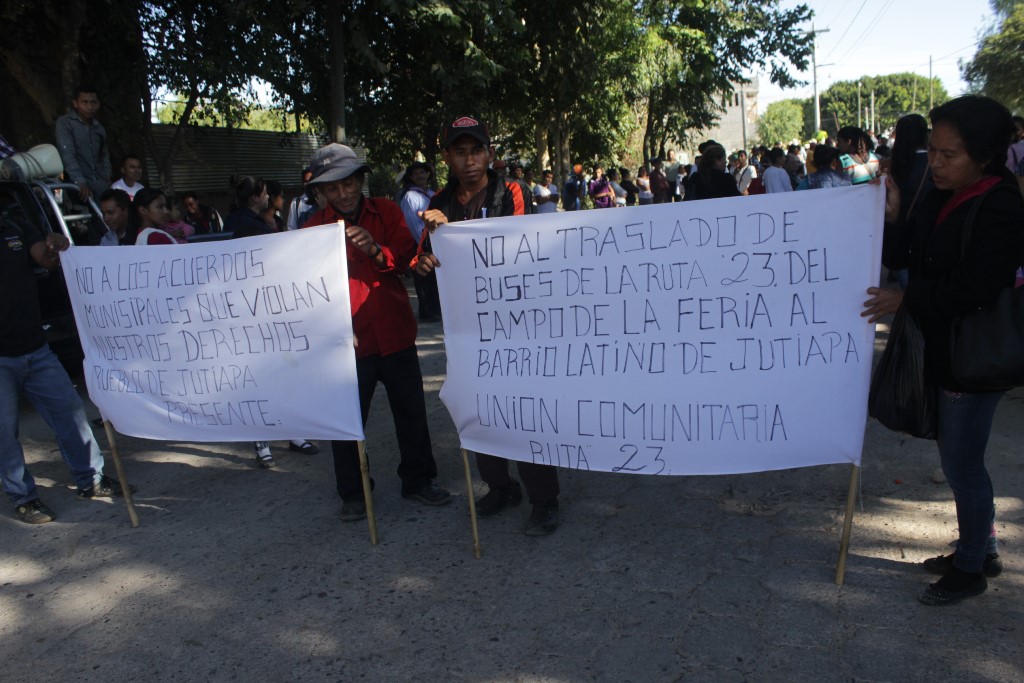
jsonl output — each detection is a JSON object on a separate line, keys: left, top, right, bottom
{"left": 332, "top": 345, "right": 436, "bottom": 501}
{"left": 413, "top": 271, "right": 441, "bottom": 320}
{"left": 476, "top": 453, "right": 559, "bottom": 506}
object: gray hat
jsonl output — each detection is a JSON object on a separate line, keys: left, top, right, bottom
{"left": 308, "top": 143, "right": 372, "bottom": 185}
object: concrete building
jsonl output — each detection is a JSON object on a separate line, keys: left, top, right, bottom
{"left": 683, "top": 79, "right": 760, "bottom": 157}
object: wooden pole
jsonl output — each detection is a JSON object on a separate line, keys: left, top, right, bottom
{"left": 462, "top": 449, "right": 481, "bottom": 559}
{"left": 357, "top": 441, "right": 378, "bottom": 545}
{"left": 834, "top": 464, "right": 860, "bottom": 585}
{"left": 101, "top": 421, "right": 139, "bottom": 528}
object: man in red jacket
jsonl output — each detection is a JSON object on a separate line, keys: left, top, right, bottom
{"left": 415, "top": 116, "right": 561, "bottom": 536}
{"left": 304, "top": 143, "right": 451, "bottom": 521}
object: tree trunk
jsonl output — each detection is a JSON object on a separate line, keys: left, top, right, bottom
{"left": 327, "top": 2, "right": 346, "bottom": 143}
{"left": 143, "top": 85, "right": 200, "bottom": 198}
{"left": 534, "top": 121, "right": 549, "bottom": 172}
{"left": 643, "top": 95, "right": 656, "bottom": 166}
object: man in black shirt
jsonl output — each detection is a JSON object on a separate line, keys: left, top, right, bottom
{"left": 415, "top": 116, "right": 561, "bottom": 536}
{"left": 1, "top": 216, "right": 127, "bottom": 524}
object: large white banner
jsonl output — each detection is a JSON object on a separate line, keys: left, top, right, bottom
{"left": 61, "top": 224, "right": 364, "bottom": 442}
{"left": 432, "top": 185, "right": 884, "bottom": 475}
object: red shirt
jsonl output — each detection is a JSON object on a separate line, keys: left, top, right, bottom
{"left": 303, "top": 198, "right": 417, "bottom": 358}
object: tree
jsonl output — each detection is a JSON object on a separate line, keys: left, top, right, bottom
{"left": 757, "top": 100, "right": 804, "bottom": 145}
{"left": 963, "top": 4, "right": 1024, "bottom": 113}
{"left": 815, "top": 74, "right": 948, "bottom": 137}
{"left": 637, "top": 0, "right": 813, "bottom": 163}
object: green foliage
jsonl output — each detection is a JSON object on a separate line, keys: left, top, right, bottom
{"left": 155, "top": 97, "right": 312, "bottom": 132}
{"left": 636, "top": 0, "right": 813, "bottom": 160}
{"left": 963, "top": 5, "right": 1024, "bottom": 113}
{"left": 816, "top": 74, "right": 949, "bottom": 136}
{"left": 757, "top": 100, "right": 805, "bottom": 145}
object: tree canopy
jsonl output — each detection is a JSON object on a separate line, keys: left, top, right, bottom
{"left": 0, "top": 0, "right": 813, "bottom": 185}
{"left": 963, "top": 2, "right": 1024, "bottom": 113}
{"left": 814, "top": 74, "right": 949, "bottom": 137}
{"left": 757, "top": 100, "right": 805, "bottom": 145}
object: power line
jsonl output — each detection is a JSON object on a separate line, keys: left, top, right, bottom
{"left": 833, "top": 0, "right": 896, "bottom": 66}
{"left": 930, "top": 39, "right": 984, "bottom": 64}
{"left": 823, "top": 0, "right": 869, "bottom": 60}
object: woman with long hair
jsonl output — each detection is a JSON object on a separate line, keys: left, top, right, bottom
{"left": 682, "top": 144, "right": 741, "bottom": 201}
{"left": 134, "top": 188, "right": 191, "bottom": 244}
{"left": 261, "top": 179, "right": 285, "bottom": 232}
{"left": 889, "top": 114, "right": 932, "bottom": 225}
{"left": 223, "top": 175, "right": 270, "bottom": 238}
{"left": 864, "top": 96, "right": 1024, "bottom": 605}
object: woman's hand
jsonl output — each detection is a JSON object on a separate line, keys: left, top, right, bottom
{"left": 861, "top": 286, "right": 904, "bottom": 323}
{"left": 883, "top": 174, "right": 901, "bottom": 224}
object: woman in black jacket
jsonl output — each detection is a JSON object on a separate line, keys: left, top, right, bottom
{"left": 223, "top": 175, "right": 271, "bottom": 238}
{"left": 682, "top": 144, "right": 741, "bottom": 201}
{"left": 864, "top": 96, "right": 1024, "bottom": 605}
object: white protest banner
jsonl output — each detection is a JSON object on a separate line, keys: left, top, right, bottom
{"left": 60, "top": 224, "right": 364, "bottom": 442}
{"left": 431, "top": 185, "right": 884, "bottom": 475}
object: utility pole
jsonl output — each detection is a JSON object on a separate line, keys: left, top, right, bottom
{"left": 740, "top": 88, "right": 748, "bottom": 152}
{"left": 809, "top": 25, "right": 831, "bottom": 134}
{"left": 857, "top": 83, "right": 862, "bottom": 128}
{"left": 929, "top": 56, "right": 934, "bottom": 111}
{"left": 870, "top": 89, "right": 875, "bottom": 133}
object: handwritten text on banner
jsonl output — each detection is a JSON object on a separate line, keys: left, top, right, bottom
{"left": 431, "top": 185, "right": 884, "bottom": 475}
{"left": 61, "top": 224, "right": 364, "bottom": 442}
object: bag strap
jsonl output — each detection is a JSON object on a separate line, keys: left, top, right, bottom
{"left": 904, "top": 167, "right": 930, "bottom": 221}
{"left": 958, "top": 182, "right": 1018, "bottom": 260}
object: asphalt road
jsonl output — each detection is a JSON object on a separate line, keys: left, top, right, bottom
{"left": 2, "top": 315, "right": 1022, "bottom": 682}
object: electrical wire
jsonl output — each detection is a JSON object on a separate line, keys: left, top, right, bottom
{"left": 832, "top": 0, "right": 897, "bottom": 66}
{"left": 823, "top": 0, "right": 869, "bottom": 60}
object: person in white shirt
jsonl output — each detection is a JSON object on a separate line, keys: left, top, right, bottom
{"left": 762, "top": 148, "right": 793, "bottom": 193}
{"left": 533, "top": 169, "right": 560, "bottom": 214}
{"left": 109, "top": 154, "right": 144, "bottom": 200}
{"left": 398, "top": 161, "right": 441, "bottom": 321}
{"left": 732, "top": 150, "right": 757, "bottom": 194}
{"left": 399, "top": 161, "right": 434, "bottom": 242}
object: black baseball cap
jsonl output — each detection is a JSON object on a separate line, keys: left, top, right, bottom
{"left": 443, "top": 116, "right": 490, "bottom": 148}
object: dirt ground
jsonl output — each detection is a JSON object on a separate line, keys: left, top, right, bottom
{"left": 2, "top": 302, "right": 1022, "bottom": 682}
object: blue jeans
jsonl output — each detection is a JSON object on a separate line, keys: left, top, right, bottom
{"left": 0, "top": 344, "right": 105, "bottom": 505}
{"left": 937, "top": 389, "right": 1002, "bottom": 573}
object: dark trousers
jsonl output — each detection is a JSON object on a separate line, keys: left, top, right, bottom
{"left": 937, "top": 388, "right": 1003, "bottom": 573}
{"left": 332, "top": 345, "right": 436, "bottom": 501}
{"left": 413, "top": 271, "right": 441, "bottom": 320}
{"left": 476, "top": 453, "right": 559, "bottom": 506}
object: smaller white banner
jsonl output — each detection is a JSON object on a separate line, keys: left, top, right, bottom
{"left": 61, "top": 224, "right": 364, "bottom": 442}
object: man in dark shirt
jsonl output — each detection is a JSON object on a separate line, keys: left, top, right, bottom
{"left": 182, "top": 192, "right": 223, "bottom": 234}
{"left": 53, "top": 85, "right": 110, "bottom": 200}
{"left": 303, "top": 143, "right": 451, "bottom": 521}
{"left": 1, "top": 215, "right": 128, "bottom": 524}
{"left": 415, "top": 115, "right": 561, "bottom": 536}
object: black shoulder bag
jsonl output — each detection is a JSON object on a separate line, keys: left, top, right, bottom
{"left": 948, "top": 185, "right": 1024, "bottom": 391}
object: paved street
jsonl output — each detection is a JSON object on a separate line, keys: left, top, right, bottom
{"left": 2, "top": 319, "right": 1022, "bottom": 682}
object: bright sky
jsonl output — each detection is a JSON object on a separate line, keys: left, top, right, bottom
{"left": 755, "top": 0, "right": 998, "bottom": 112}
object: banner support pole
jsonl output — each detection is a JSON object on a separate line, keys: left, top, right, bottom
{"left": 357, "top": 441, "right": 378, "bottom": 545}
{"left": 835, "top": 463, "right": 860, "bottom": 585}
{"left": 101, "top": 421, "right": 139, "bottom": 528}
{"left": 462, "top": 449, "right": 482, "bottom": 559}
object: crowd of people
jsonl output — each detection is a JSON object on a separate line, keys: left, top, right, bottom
{"left": 550, "top": 130, "right": 898, "bottom": 210}
{"left": 5, "top": 84, "right": 1024, "bottom": 607}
